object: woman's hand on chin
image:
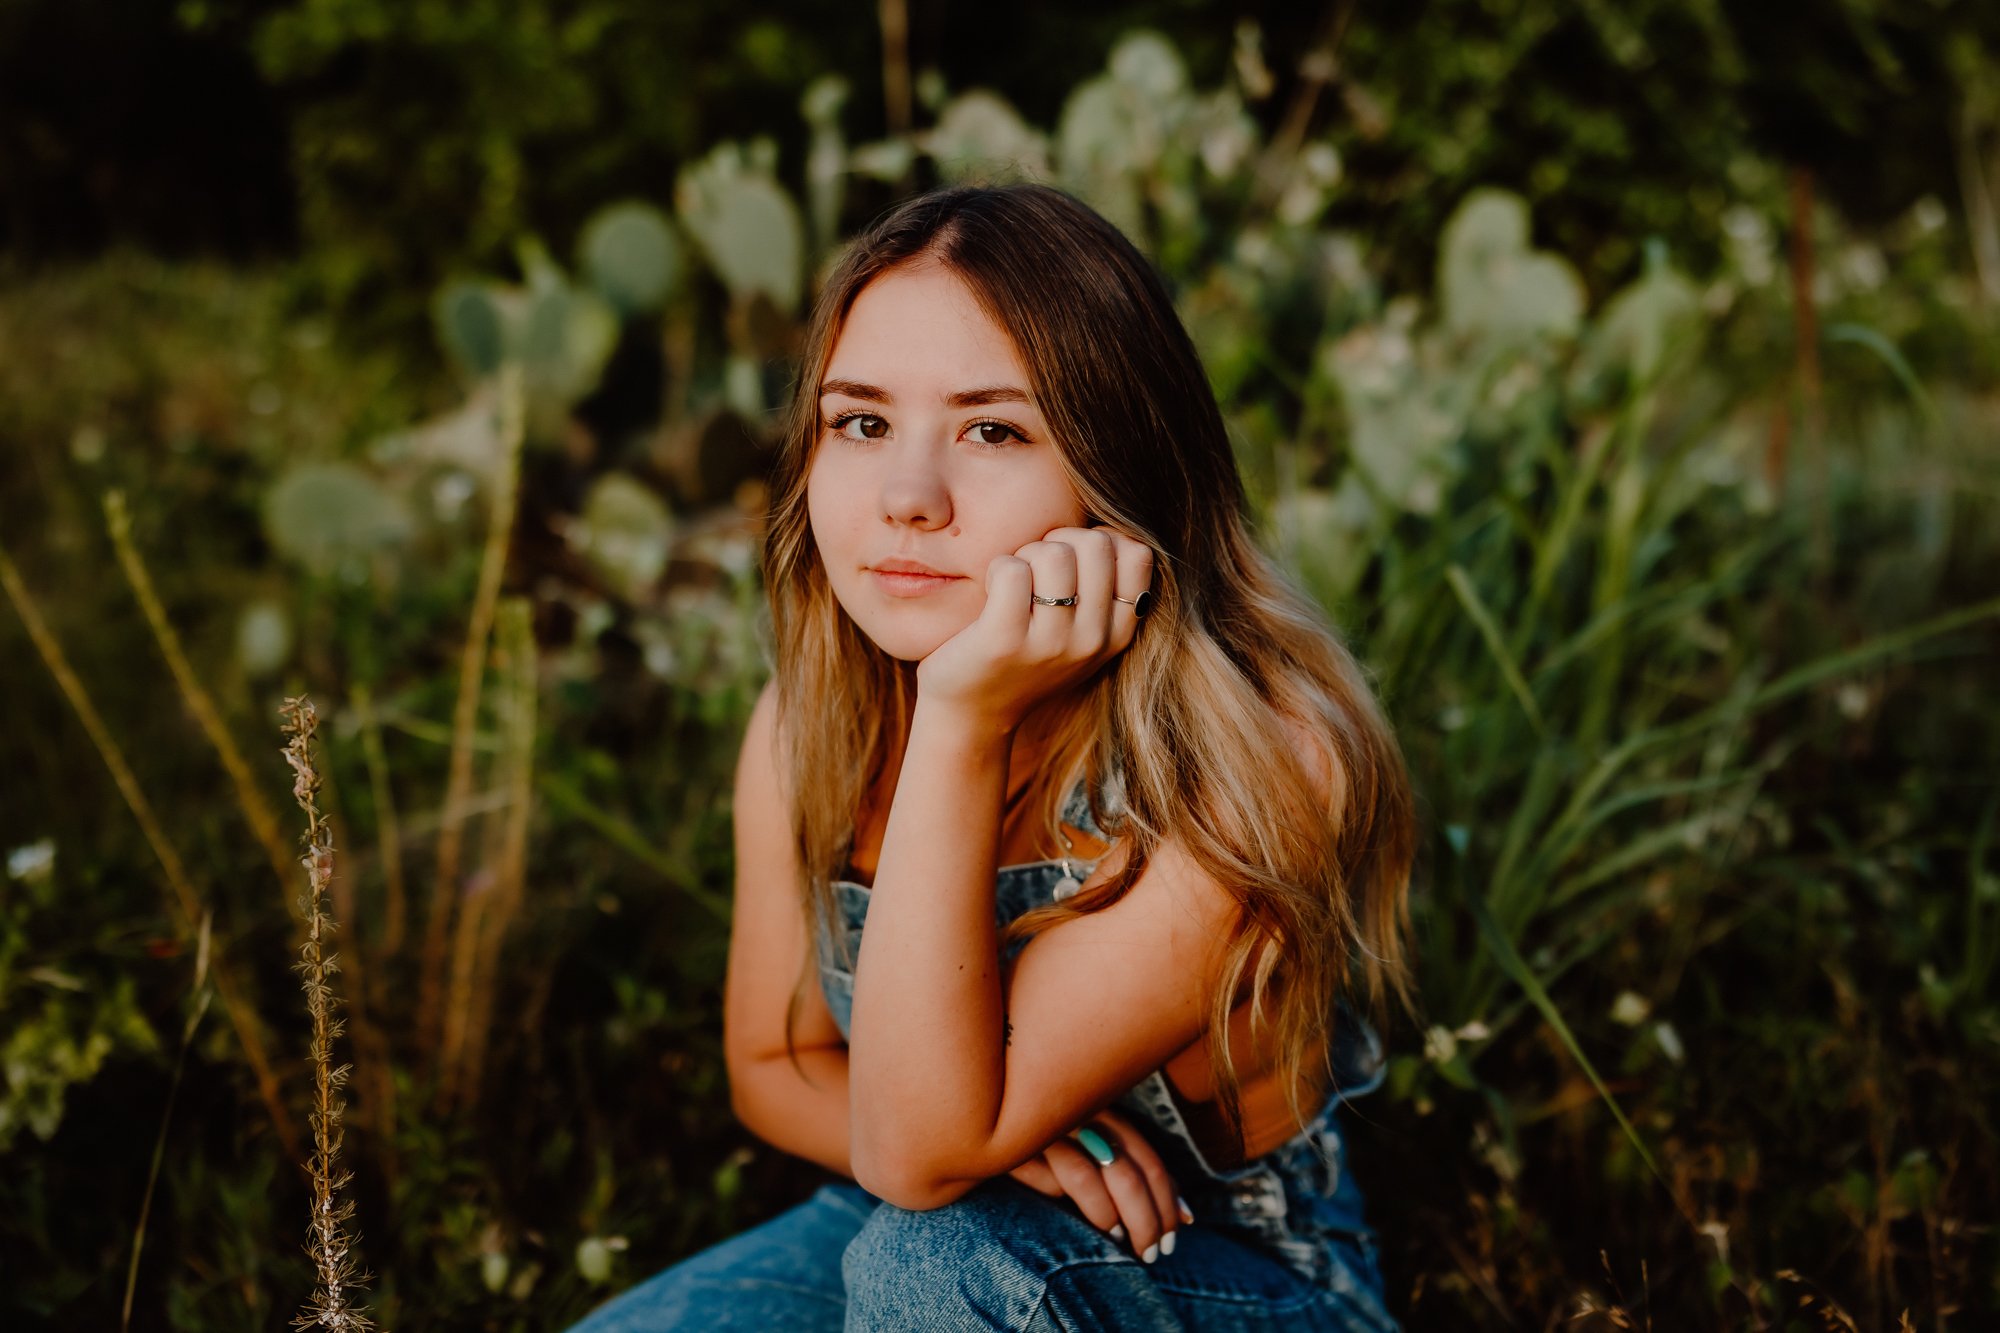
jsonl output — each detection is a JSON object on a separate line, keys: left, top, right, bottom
{"left": 915, "top": 525, "right": 1154, "bottom": 733}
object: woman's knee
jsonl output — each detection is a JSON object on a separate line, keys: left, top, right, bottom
{"left": 842, "top": 1180, "right": 1172, "bottom": 1331}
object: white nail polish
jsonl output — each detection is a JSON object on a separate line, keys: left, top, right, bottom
{"left": 1160, "top": 1230, "right": 1176, "bottom": 1257}
{"left": 1142, "top": 1243, "right": 1159, "bottom": 1264}
{"left": 1109, "top": 1223, "right": 1125, "bottom": 1241}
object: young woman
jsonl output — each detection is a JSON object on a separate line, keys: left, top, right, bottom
{"left": 569, "top": 183, "right": 1416, "bottom": 1332}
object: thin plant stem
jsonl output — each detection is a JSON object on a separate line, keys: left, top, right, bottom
{"left": 104, "top": 489, "right": 303, "bottom": 923}
{"left": 123, "top": 912, "right": 214, "bottom": 1333}
{"left": 281, "top": 696, "right": 377, "bottom": 1332}
{"left": 877, "top": 0, "right": 911, "bottom": 137}
{"left": 459, "top": 598, "right": 538, "bottom": 1107}
{"left": 0, "top": 542, "right": 301, "bottom": 1159}
{"left": 419, "top": 366, "right": 525, "bottom": 1063}
{"left": 1250, "top": 0, "right": 1354, "bottom": 208}
{"left": 352, "top": 684, "right": 408, "bottom": 956}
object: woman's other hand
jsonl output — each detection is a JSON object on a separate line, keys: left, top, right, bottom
{"left": 916, "top": 525, "right": 1154, "bottom": 732}
{"left": 1003, "top": 1107, "right": 1189, "bottom": 1264}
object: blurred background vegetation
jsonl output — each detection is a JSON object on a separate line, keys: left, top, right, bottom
{"left": 3, "top": 1, "right": 1998, "bottom": 1328}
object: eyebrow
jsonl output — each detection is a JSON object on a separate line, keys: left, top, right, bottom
{"left": 818, "top": 379, "right": 1034, "bottom": 409}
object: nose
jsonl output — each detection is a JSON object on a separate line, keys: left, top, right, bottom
{"left": 878, "top": 445, "right": 953, "bottom": 530}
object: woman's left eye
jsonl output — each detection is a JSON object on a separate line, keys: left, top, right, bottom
{"left": 969, "top": 421, "right": 1025, "bottom": 447}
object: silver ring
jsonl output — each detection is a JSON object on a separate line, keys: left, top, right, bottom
{"left": 1112, "top": 590, "right": 1156, "bottom": 619}
{"left": 1031, "top": 593, "right": 1079, "bottom": 607}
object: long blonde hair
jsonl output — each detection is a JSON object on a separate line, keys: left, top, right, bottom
{"left": 762, "top": 183, "right": 1415, "bottom": 1158}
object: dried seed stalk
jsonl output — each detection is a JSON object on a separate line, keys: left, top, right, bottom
{"left": 281, "top": 697, "right": 376, "bottom": 1332}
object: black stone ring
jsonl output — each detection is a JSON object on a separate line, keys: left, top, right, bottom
{"left": 1113, "top": 590, "right": 1155, "bottom": 619}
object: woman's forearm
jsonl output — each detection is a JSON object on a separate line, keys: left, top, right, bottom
{"left": 845, "top": 698, "right": 1017, "bottom": 1198}
{"left": 732, "top": 1045, "right": 857, "bottom": 1179}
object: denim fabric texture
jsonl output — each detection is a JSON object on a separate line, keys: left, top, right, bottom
{"left": 567, "top": 769, "right": 1397, "bottom": 1331}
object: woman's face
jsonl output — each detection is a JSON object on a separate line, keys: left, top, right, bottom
{"left": 807, "top": 262, "right": 1088, "bottom": 662}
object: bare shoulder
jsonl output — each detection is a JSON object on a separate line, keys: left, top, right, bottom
{"left": 735, "top": 679, "right": 792, "bottom": 813}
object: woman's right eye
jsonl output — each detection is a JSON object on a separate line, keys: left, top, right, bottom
{"left": 826, "top": 412, "right": 889, "bottom": 440}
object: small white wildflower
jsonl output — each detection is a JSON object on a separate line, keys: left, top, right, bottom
{"left": 7, "top": 840, "right": 55, "bottom": 882}
{"left": 1610, "top": 991, "right": 1650, "bottom": 1026}
{"left": 1653, "top": 1021, "right": 1684, "bottom": 1064}
{"left": 576, "top": 1237, "right": 613, "bottom": 1284}
{"left": 432, "top": 471, "right": 477, "bottom": 522}
{"left": 1423, "top": 1025, "right": 1458, "bottom": 1063}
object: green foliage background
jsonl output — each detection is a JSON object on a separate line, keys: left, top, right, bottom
{"left": 2, "top": 3, "right": 1999, "bottom": 1329}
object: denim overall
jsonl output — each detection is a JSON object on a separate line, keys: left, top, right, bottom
{"left": 567, "top": 769, "right": 1398, "bottom": 1332}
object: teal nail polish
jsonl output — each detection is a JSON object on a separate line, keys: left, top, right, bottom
{"left": 1074, "top": 1127, "right": 1116, "bottom": 1166}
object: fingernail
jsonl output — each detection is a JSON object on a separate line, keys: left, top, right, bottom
{"left": 1176, "top": 1195, "right": 1195, "bottom": 1226}
{"left": 1160, "top": 1230, "right": 1177, "bottom": 1257}
{"left": 1109, "top": 1223, "right": 1125, "bottom": 1241}
{"left": 1142, "top": 1243, "right": 1159, "bottom": 1265}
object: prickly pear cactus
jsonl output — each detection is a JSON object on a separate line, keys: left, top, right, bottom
{"left": 1321, "top": 302, "right": 1467, "bottom": 516}
{"left": 1568, "top": 239, "right": 1703, "bottom": 407}
{"left": 569, "top": 472, "right": 674, "bottom": 603}
{"left": 802, "top": 75, "right": 851, "bottom": 253}
{"left": 262, "top": 460, "right": 413, "bottom": 576}
{"left": 432, "top": 249, "right": 619, "bottom": 429}
{"left": 516, "top": 270, "right": 620, "bottom": 411}
{"left": 1438, "top": 188, "right": 1586, "bottom": 348}
{"left": 435, "top": 280, "right": 508, "bottom": 379}
{"left": 579, "top": 202, "right": 682, "bottom": 316}
{"left": 925, "top": 90, "right": 1049, "bottom": 183}
{"left": 676, "top": 140, "right": 806, "bottom": 315}
{"left": 1056, "top": 31, "right": 1198, "bottom": 242}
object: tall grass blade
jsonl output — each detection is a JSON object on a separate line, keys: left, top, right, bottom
{"left": 1446, "top": 563, "right": 1545, "bottom": 736}
{"left": 537, "top": 773, "right": 731, "bottom": 922}
{"left": 1825, "top": 323, "right": 1935, "bottom": 422}
{"left": 0, "top": 543, "right": 301, "bottom": 1159}
{"left": 105, "top": 489, "right": 303, "bottom": 923}
{"left": 1464, "top": 878, "right": 1662, "bottom": 1183}
{"left": 123, "top": 912, "right": 213, "bottom": 1333}
{"left": 353, "top": 684, "right": 409, "bottom": 956}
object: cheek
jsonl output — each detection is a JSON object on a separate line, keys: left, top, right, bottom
{"left": 804, "top": 468, "right": 850, "bottom": 552}
{"left": 984, "top": 467, "right": 1087, "bottom": 539}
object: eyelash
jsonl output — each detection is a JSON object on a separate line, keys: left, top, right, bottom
{"left": 821, "top": 411, "right": 1031, "bottom": 449}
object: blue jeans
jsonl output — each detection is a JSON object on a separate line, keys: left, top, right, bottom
{"left": 565, "top": 1177, "right": 1397, "bottom": 1331}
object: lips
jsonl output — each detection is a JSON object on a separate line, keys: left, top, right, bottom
{"left": 867, "top": 559, "right": 964, "bottom": 598}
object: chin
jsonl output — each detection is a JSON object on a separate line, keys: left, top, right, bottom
{"left": 860, "top": 625, "right": 954, "bottom": 663}
{"left": 844, "top": 608, "right": 968, "bottom": 663}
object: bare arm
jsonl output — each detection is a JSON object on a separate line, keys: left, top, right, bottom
{"left": 723, "top": 679, "right": 1195, "bottom": 1260}
{"left": 722, "top": 681, "right": 856, "bottom": 1177}
{"left": 843, "top": 528, "right": 1247, "bottom": 1211}
{"left": 846, "top": 698, "right": 1236, "bottom": 1208}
